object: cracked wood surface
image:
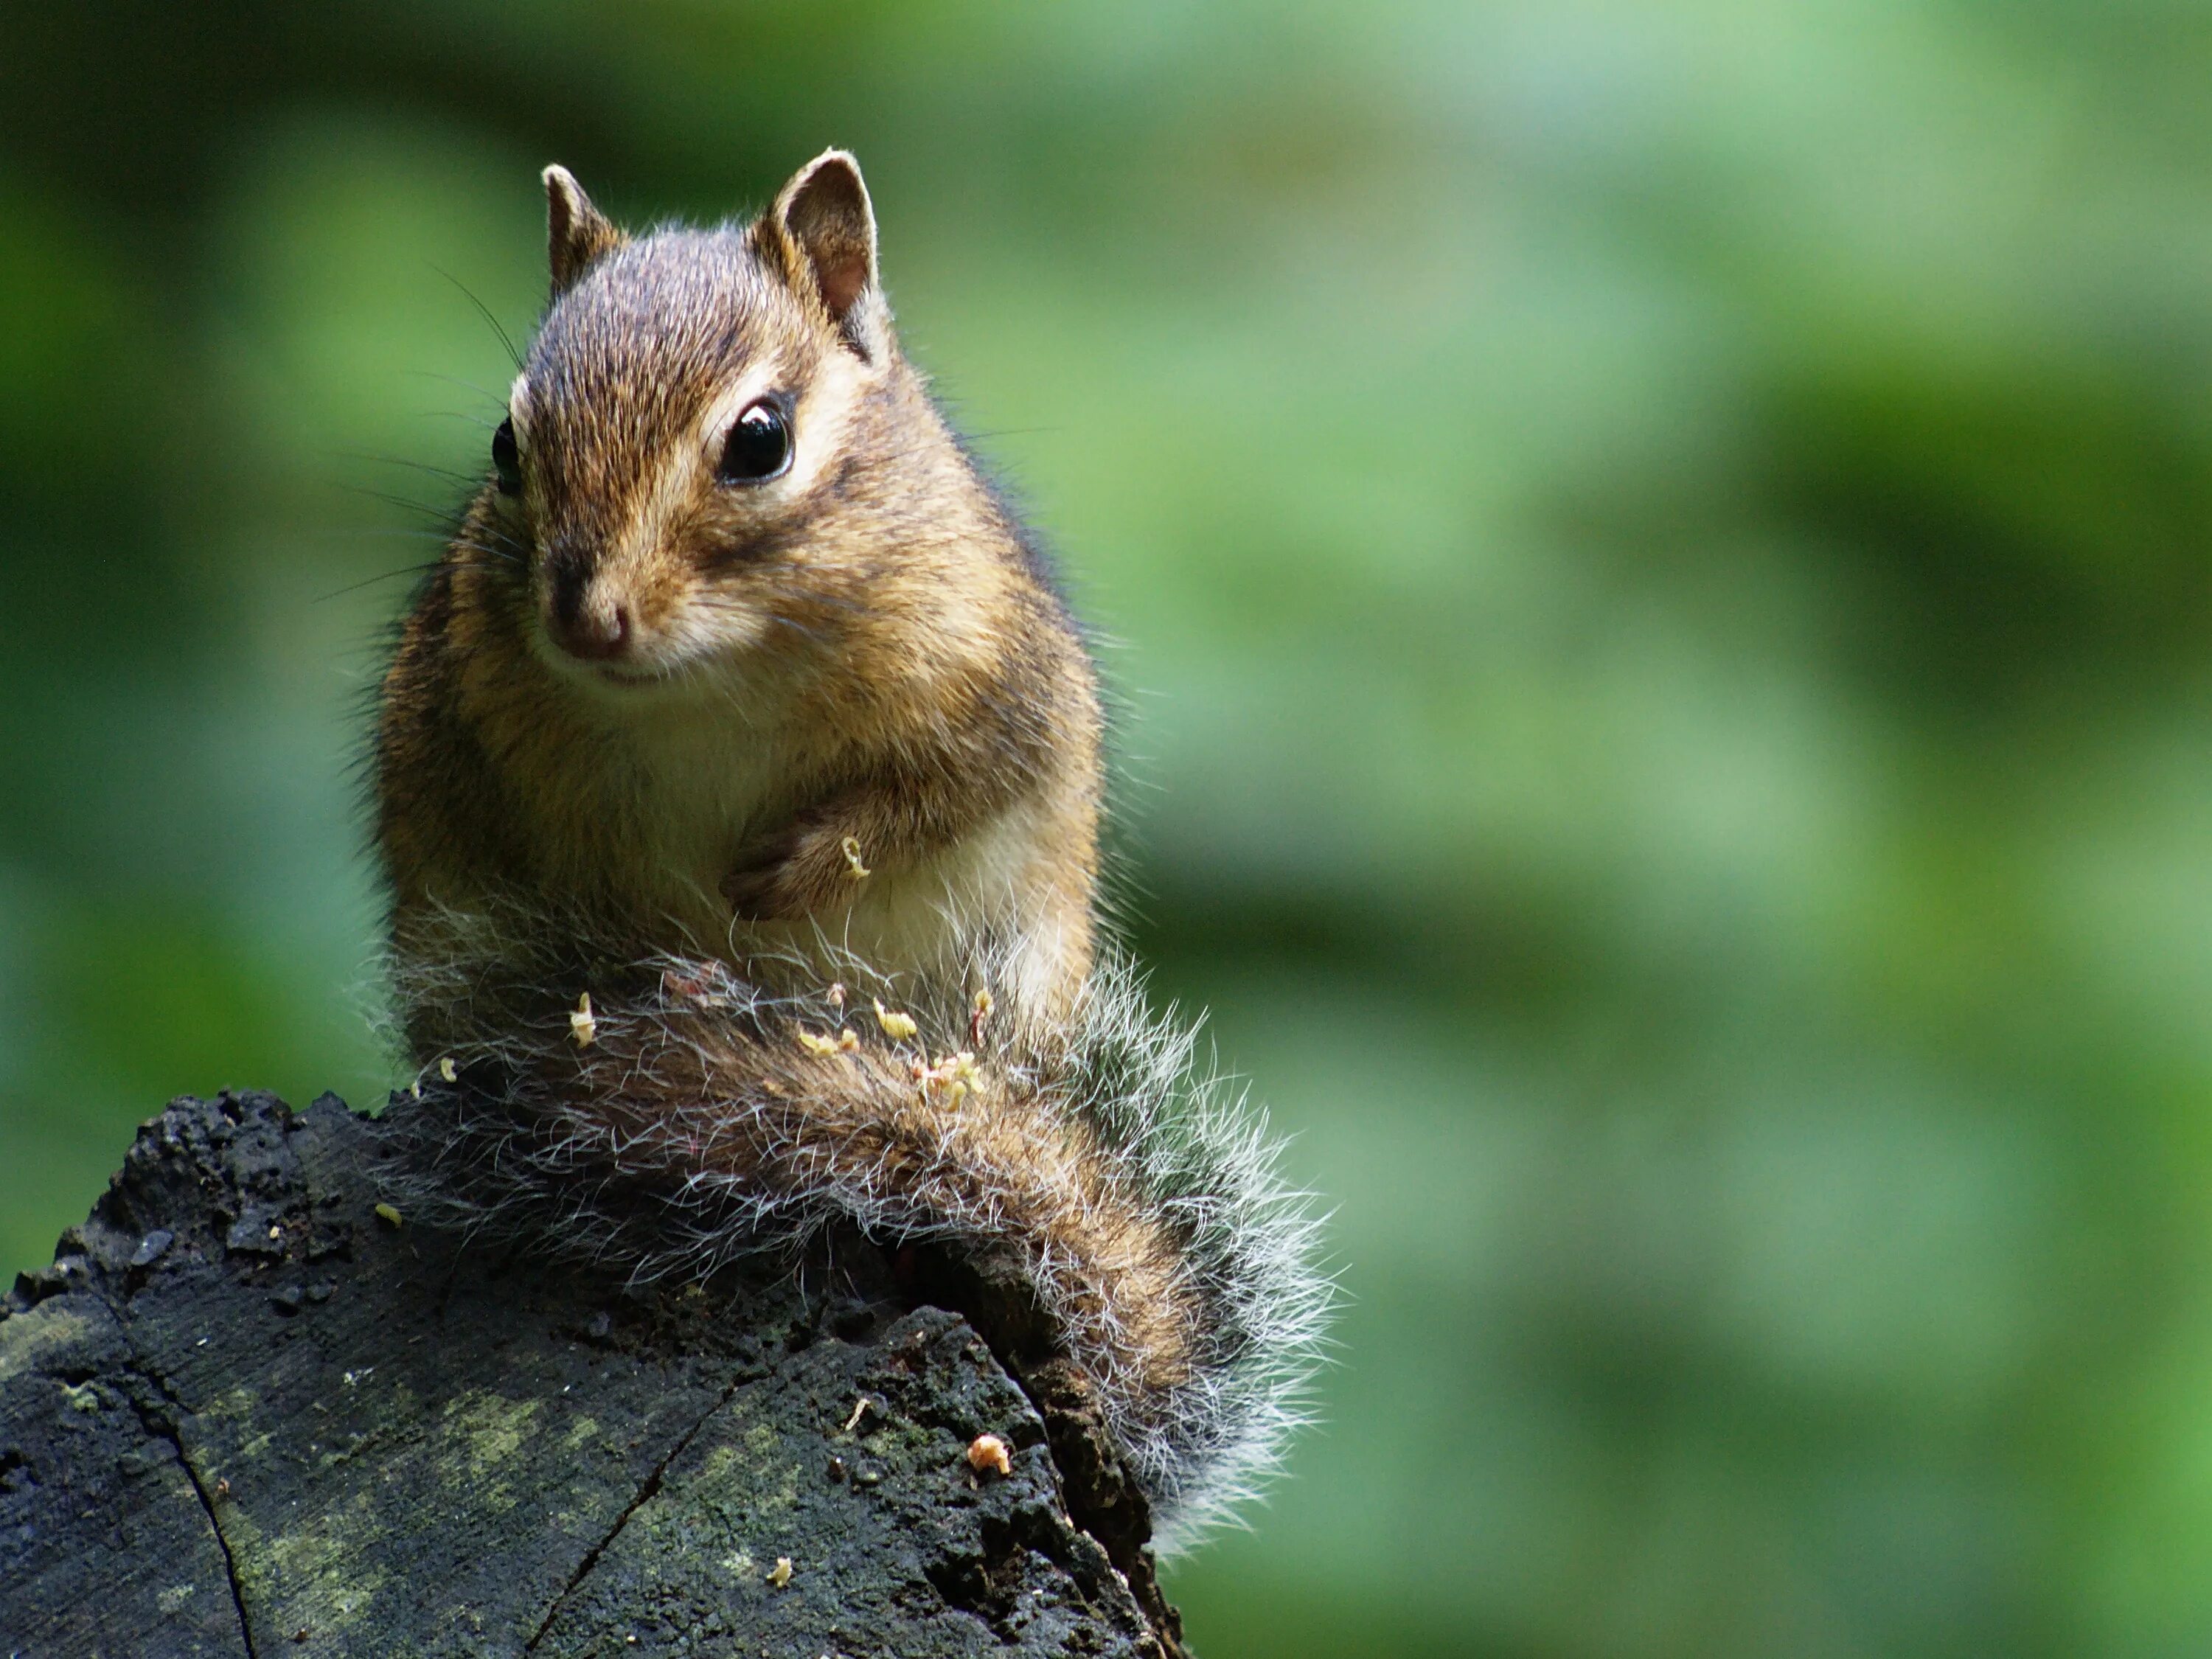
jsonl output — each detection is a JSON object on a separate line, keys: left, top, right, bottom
{"left": 0, "top": 1091, "right": 1179, "bottom": 1657}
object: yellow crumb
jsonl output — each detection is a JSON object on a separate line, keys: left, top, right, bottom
{"left": 966, "top": 1433, "right": 1012, "bottom": 1478}
{"left": 438, "top": 1056, "right": 457, "bottom": 1083}
{"left": 797, "top": 1029, "right": 844, "bottom": 1057}
{"left": 841, "top": 835, "right": 872, "bottom": 878}
{"left": 918, "top": 1051, "right": 979, "bottom": 1105}
{"left": 570, "top": 992, "right": 597, "bottom": 1048}
{"left": 874, "top": 999, "right": 918, "bottom": 1041}
{"left": 374, "top": 1203, "right": 403, "bottom": 1228}
{"left": 767, "top": 1557, "right": 793, "bottom": 1588}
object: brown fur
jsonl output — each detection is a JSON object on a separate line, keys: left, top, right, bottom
{"left": 552, "top": 976, "right": 1197, "bottom": 1408}
{"left": 376, "top": 152, "right": 1103, "bottom": 1028}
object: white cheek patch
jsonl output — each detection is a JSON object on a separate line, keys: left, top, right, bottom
{"left": 660, "top": 591, "right": 773, "bottom": 667}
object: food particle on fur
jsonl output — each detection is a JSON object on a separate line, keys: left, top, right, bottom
{"left": 969, "top": 987, "right": 993, "bottom": 1047}
{"left": 796, "top": 1029, "right": 844, "bottom": 1057}
{"left": 438, "top": 1056, "right": 457, "bottom": 1083}
{"left": 660, "top": 964, "right": 720, "bottom": 1004}
{"left": 844, "top": 1394, "right": 877, "bottom": 1433}
{"left": 874, "top": 999, "right": 918, "bottom": 1041}
{"left": 570, "top": 991, "right": 597, "bottom": 1048}
{"left": 841, "top": 835, "right": 872, "bottom": 879}
{"left": 374, "top": 1203, "right": 403, "bottom": 1228}
{"left": 966, "top": 1433, "right": 1012, "bottom": 1478}
{"left": 767, "top": 1556, "right": 793, "bottom": 1588}
{"left": 827, "top": 981, "right": 846, "bottom": 1012}
{"left": 917, "top": 1051, "right": 978, "bottom": 1105}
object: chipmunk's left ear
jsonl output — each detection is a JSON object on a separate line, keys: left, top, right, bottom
{"left": 759, "top": 150, "right": 883, "bottom": 357}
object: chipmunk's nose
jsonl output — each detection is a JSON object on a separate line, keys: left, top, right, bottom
{"left": 546, "top": 556, "right": 633, "bottom": 663}
{"left": 554, "top": 599, "right": 631, "bottom": 662}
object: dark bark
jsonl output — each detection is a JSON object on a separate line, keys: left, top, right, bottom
{"left": 0, "top": 1091, "right": 1185, "bottom": 1658}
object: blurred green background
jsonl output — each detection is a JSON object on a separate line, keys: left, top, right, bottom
{"left": 7, "top": 3, "right": 2212, "bottom": 1654}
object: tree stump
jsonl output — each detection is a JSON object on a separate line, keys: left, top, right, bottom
{"left": 0, "top": 1091, "right": 1186, "bottom": 1657}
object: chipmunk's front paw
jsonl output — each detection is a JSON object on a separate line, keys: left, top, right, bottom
{"left": 722, "top": 818, "right": 871, "bottom": 922}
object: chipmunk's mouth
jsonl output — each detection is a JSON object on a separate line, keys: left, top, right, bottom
{"left": 590, "top": 661, "right": 667, "bottom": 687}
{"left": 580, "top": 656, "right": 709, "bottom": 698}
{"left": 528, "top": 618, "right": 691, "bottom": 695}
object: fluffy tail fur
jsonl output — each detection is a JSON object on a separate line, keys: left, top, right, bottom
{"left": 375, "top": 926, "right": 1329, "bottom": 1550}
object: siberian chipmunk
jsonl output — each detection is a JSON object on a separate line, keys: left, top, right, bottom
{"left": 377, "top": 150, "right": 1102, "bottom": 1028}
{"left": 372, "top": 152, "right": 1324, "bottom": 1550}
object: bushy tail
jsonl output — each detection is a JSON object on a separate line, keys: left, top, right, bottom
{"left": 375, "top": 930, "right": 1329, "bottom": 1549}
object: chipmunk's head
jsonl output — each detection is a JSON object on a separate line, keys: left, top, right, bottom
{"left": 487, "top": 150, "right": 960, "bottom": 691}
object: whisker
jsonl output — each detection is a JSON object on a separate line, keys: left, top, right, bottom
{"left": 402, "top": 369, "right": 513, "bottom": 406}
{"left": 420, "top": 411, "right": 507, "bottom": 433}
{"left": 342, "top": 452, "right": 484, "bottom": 488}
{"left": 429, "top": 265, "right": 525, "bottom": 372}
{"left": 462, "top": 551, "right": 527, "bottom": 574}
{"left": 465, "top": 524, "right": 533, "bottom": 558}
{"left": 335, "top": 483, "right": 460, "bottom": 524}
{"left": 313, "top": 563, "right": 447, "bottom": 603}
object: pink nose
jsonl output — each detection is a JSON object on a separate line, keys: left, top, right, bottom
{"left": 552, "top": 601, "right": 630, "bottom": 662}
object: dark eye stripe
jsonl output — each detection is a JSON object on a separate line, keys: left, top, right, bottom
{"left": 703, "top": 523, "right": 801, "bottom": 573}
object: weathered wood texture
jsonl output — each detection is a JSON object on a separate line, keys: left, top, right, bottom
{"left": 0, "top": 1091, "right": 1183, "bottom": 1657}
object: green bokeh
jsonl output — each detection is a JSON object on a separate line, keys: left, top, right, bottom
{"left": 7, "top": 4, "right": 2212, "bottom": 1654}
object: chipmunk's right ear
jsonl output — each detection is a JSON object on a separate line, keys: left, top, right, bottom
{"left": 756, "top": 150, "right": 883, "bottom": 358}
{"left": 543, "top": 166, "right": 626, "bottom": 296}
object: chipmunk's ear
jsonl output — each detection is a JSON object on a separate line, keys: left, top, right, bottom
{"left": 758, "top": 150, "right": 882, "bottom": 356}
{"left": 543, "top": 165, "right": 626, "bottom": 296}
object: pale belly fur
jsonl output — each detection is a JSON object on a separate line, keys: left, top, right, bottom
{"left": 549, "top": 686, "right": 1082, "bottom": 1018}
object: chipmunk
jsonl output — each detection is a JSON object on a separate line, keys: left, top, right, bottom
{"left": 372, "top": 152, "right": 1325, "bottom": 1551}
{"left": 376, "top": 150, "right": 1102, "bottom": 1029}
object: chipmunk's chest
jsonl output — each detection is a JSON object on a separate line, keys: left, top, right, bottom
{"left": 528, "top": 690, "right": 795, "bottom": 939}
{"left": 628, "top": 710, "right": 785, "bottom": 851}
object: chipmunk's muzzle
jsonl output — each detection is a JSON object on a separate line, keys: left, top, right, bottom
{"left": 543, "top": 541, "right": 633, "bottom": 664}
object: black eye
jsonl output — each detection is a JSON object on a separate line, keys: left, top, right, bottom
{"left": 491, "top": 417, "right": 522, "bottom": 496}
{"left": 718, "top": 399, "right": 792, "bottom": 484}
